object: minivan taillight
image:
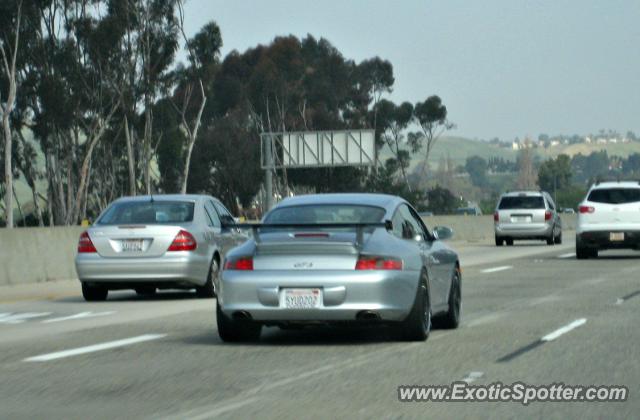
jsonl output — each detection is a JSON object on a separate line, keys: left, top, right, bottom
{"left": 579, "top": 205, "right": 595, "bottom": 214}
{"left": 168, "top": 230, "right": 197, "bottom": 251}
{"left": 355, "top": 256, "right": 403, "bottom": 270}
{"left": 494, "top": 212, "right": 499, "bottom": 222}
{"left": 78, "top": 231, "right": 97, "bottom": 253}
{"left": 224, "top": 257, "right": 254, "bottom": 271}
{"left": 545, "top": 210, "right": 552, "bottom": 221}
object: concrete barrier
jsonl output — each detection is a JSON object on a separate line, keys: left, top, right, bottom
{"left": 0, "top": 215, "right": 577, "bottom": 287}
{"left": 423, "top": 214, "right": 577, "bottom": 243}
{"left": 0, "top": 226, "right": 84, "bottom": 286}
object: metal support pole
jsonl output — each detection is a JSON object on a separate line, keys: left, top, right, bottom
{"left": 265, "top": 134, "right": 274, "bottom": 211}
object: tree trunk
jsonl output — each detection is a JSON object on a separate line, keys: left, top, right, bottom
{"left": 12, "top": 184, "right": 24, "bottom": 226}
{"left": 124, "top": 115, "right": 136, "bottom": 196}
{"left": 30, "top": 181, "right": 44, "bottom": 227}
{"left": 71, "top": 101, "right": 120, "bottom": 224}
{"left": 0, "top": 0, "right": 21, "bottom": 229}
{"left": 180, "top": 80, "right": 206, "bottom": 194}
{"left": 2, "top": 115, "right": 13, "bottom": 228}
{"left": 143, "top": 106, "right": 152, "bottom": 195}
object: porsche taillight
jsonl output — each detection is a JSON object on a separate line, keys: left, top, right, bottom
{"left": 355, "top": 256, "right": 403, "bottom": 270}
{"left": 224, "top": 257, "right": 254, "bottom": 271}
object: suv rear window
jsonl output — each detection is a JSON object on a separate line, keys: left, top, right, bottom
{"left": 498, "top": 196, "right": 545, "bottom": 210}
{"left": 588, "top": 188, "right": 640, "bottom": 204}
{"left": 98, "top": 201, "right": 195, "bottom": 225}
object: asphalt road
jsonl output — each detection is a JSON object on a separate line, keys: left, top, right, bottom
{"left": 1, "top": 238, "right": 638, "bottom": 419}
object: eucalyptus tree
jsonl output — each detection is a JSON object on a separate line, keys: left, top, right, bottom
{"left": 374, "top": 99, "right": 414, "bottom": 192}
{"left": 173, "top": 10, "right": 222, "bottom": 194}
{"left": 21, "top": 0, "right": 124, "bottom": 224}
{"left": 411, "top": 95, "right": 455, "bottom": 181}
{"left": 0, "top": 0, "right": 24, "bottom": 228}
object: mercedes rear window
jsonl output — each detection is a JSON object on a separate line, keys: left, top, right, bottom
{"left": 588, "top": 188, "right": 640, "bottom": 204}
{"left": 498, "top": 196, "right": 545, "bottom": 210}
{"left": 264, "top": 205, "right": 386, "bottom": 224}
{"left": 97, "top": 201, "right": 195, "bottom": 225}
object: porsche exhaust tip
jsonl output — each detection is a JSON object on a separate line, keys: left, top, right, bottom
{"left": 356, "top": 310, "right": 381, "bottom": 321}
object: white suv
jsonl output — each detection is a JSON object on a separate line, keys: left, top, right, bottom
{"left": 576, "top": 181, "right": 640, "bottom": 259}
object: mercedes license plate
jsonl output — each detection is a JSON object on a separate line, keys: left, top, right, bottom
{"left": 283, "top": 288, "right": 322, "bottom": 309}
{"left": 610, "top": 232, "right": 624, "bottom": 242}
{"left": 122, "top": 239, "right": 144, "bottom": 252}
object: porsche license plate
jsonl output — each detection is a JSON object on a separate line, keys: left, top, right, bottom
{"left": 610, "top": 232, "right": 624, "bottom": 242}
{"left": 282, "top": 288, "right": 322, "bottom": 309}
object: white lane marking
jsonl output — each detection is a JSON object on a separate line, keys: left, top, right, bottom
{"left": 462, "top": 371, "right": 484, "bottom": 384}
{"left": 0, "top": 312, "right": 52, "bottom": 324}
{"left": 42, "top": 311, "right": 115, "bottom": 324}
{"left": 481, "top": 265, "right": 513, "bottom": 274}
{"left": 24, "top": 334, "right": 166, "bottom": 362}
{"left": 615, "top": 298, "right": 624, "bottom": 305}
{"left": 541, "top": 318, "right": 587, "bottom": 342}
{"left": 558, "top": 252, "right": 576, "bottom": 259}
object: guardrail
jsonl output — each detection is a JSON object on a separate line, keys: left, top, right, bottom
{"left": 0, "top": 215, "right": 577, "bottom": 287}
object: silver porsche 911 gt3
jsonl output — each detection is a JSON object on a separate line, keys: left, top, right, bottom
{"left": 216, "top": 193, "right": 461, "bottom": 342}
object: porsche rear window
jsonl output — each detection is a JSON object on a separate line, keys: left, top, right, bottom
{"left": 498, "top": 196, "right": 545, "bottom": 210}
{"left": 265, "top": 205, "right": 385, "bottom": 224}
{"left": 98, "top": 201, "right": 195, "bottom": 225}
{"left": 588, "top": 188, "right": 640, "bottom": 204}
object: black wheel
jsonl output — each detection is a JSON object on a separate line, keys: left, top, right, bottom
{"left": 590, "top": 248, "right": 599, "bottom": 258}
{"left": 216, "top": 300, "right": 262, "bottom": 342}
{"left": 135, "top": 286, "right": 156, "bottom": 296}
{"left": 196, "top": 257, "right": 218, "bottom": 298}
{"left": 495, "top": 236, "right": 504, "bottom": 246}
{"left": 506, "top": 238, "right": 514, "bottom": 246}
{"left": 546, "top": 233, "right": 555, "bottom": 245}
{"left": 554, "top": 230, "right": 563, "bottom": 244}
{"left": 82, "top": 283, "right": 108, "bottom": 301}
{"left": 435, "top": 267, "right": 461, "bottom": 329}
{"left": 396, "top": 272, "right": 431, "bottom": 341}
{"left": 576, "top": 244, "right": 591, "bottom": 259}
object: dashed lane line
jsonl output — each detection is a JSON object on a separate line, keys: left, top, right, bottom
{"left": 42, "top": 311, "right": 116, "bottom": 324}
{"left": 23, "top": 334, "right": 167, "bottom": 362}
{"left": 480, "top": 266, "right": 513, "bottom": 274}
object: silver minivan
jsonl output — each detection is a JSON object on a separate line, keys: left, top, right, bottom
{"left": 494, "top": 191, "right": 562, "bottom": 246}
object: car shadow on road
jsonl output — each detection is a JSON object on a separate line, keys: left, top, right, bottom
{"left": 179, "top": 325, "right": 399, "bottom": 347}
{"left": 54, "top": 291, "right": 201, "bottom": 303}
{"left": 587, "top": 254, "right": 640, "bottom": 260}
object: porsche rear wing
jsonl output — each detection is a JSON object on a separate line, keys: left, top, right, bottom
{"left": 231, "top": 220, "right": 393, "bottom": 248}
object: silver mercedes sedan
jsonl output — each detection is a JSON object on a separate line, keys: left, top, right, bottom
{"left": 75, "top": 194, "right": 246, "bottom": 301}
{"left": 216, "top": 193, "right": 461, "bottom": 342}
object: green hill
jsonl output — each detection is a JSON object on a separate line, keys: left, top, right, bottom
{"left": 378, "top": 136, "right": 640, "bottom": 170}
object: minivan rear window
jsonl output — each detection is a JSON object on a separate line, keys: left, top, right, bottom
{"left": 588, "top": 188, "right": 640, "bottom": 204}
{"left": 498, "top": 196, "right": 545, "bottom": 210}
{"left": 98, "top": 201, "right": 195, "bottom": 225}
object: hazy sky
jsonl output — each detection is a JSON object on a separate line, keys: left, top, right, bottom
{"left": 183, "top": 0, "right": 640, "bottom": 141}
